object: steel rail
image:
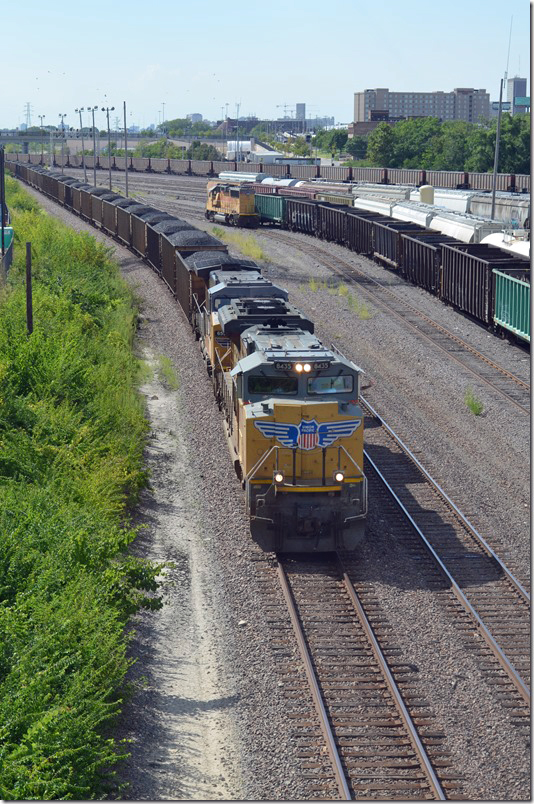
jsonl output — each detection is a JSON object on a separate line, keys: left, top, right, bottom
{"left": 337, "top": 558, "right": 447, "bottom": 801}
{"left": 276, "top": 561, "right": 352, "bottom": 800}
{"left": 365, "top": 451, "right": 530, "bottom": 706}
{"left": 361, "top": 395, "right": 530, "bottom": 604}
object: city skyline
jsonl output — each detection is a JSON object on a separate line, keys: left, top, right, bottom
{"left": 2, "top": 0, "right": 529, "bottom": 131}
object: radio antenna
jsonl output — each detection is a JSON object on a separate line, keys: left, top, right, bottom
{"left": 505, "top": 16, "right": 513, "bottom": 80}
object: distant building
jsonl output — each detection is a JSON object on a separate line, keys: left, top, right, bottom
{"left": 507, "top": 76, "right": 529, "bottom": 115}
{"left": 296, "top": 103, "right": 306, "bottom": 121}
{"left": 187, "top": 113, "right": 203, "bottom": 123}
{"left": 353, "top": 87, "right": 490, "bottom": 124}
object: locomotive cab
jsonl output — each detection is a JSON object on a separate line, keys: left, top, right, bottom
{"left": 226, "top": 326, "right": 367, "bottom": 552}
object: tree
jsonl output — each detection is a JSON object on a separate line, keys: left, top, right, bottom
{"left": 345, "top": 136, "right": 368, "bottom": 160}
{"left": 367, "top": 123, "right": 395, "bottom": 166}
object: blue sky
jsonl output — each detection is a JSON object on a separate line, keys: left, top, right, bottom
{"left": 4, "top": 0, "right": 530, "bottom": 130}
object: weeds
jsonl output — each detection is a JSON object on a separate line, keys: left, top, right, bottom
{"left": 157, "top": 355, "right": 180, "bottom": 390}
{"left": 464, "top": 387, "right": 484, "bottom": 415}
{"left": 211, "top": 225, "right": 268, "bottom": 262}
{"left": 307, "top": 277, "right": 373, "bottom": 319}
{"left": 0, "top": 179, "right": 165, "bottom": 799}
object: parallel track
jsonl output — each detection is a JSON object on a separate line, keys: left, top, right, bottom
{"left": 267, "top": 231, "right": 530, "bottom": 415}
{"left": 362, "top": 397, "right": 530, "bottom": 706}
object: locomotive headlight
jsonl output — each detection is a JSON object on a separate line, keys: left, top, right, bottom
{"left": 274, "top": 471, "right": 285, "bottom": 484}
{"left": 295, "top": 363, "right": 304, "bottom": 373}
{"left": 303, "top": 363, "right": 312, "bottom": 372}
{"left": 334, "top": 470, "right": 345, "bottom": 483}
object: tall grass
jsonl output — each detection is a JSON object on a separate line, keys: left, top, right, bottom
{"left": 307, "top": 277, "right": 373, "bottom": 319}
{"left": 0, "top": 178, "right": 164, "bottom": 799}
{"left": 212, "top": 225, "right": 268, "bottom": 261}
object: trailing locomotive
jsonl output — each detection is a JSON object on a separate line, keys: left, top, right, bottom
{"left": 8, "top": 160, "right": 368, "bottom": 553}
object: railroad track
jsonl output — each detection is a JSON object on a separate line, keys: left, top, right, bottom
{"left": 267, "top": 231, "right": 530, "bottom": 415}
{"left": 259, "top": 553, "right": 458, "bottom": 800}
{"left": 361, "top": 396, "right": 530, "bottom": 706}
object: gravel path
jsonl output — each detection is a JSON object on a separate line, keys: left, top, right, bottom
{"left": 17, "top": 177, "right": 531, "bottom": 801}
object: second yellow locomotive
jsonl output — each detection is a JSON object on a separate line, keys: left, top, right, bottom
{"left": 205, "top": 180, "right": 259, "bottom": 227}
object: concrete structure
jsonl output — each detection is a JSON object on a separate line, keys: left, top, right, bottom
{"left": 296, "top": 103, "right": 306, "bottom": 121}
{"left": 353, "top": 87, "right": 490, "bottom": 124}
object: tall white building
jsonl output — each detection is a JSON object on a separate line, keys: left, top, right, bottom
{"left": 353, "top": 87, "right": 490, "bottom": 124}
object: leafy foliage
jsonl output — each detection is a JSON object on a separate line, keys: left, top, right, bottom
{"left": 363, "top": 114, "right": 530, "bottom": 173}
{"left": 0, "top": 181, "right": 165, "bottom": 799}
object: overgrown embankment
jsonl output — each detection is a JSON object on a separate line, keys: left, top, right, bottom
{"left": 0, "top": 178, "right": 163, "bottom": 800}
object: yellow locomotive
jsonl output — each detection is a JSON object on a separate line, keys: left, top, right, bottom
{"left": 181, "top": 251, "right": 367, "bottom": 552}
{"left": 205, "top": 180, "right": 259, "bottom": 227}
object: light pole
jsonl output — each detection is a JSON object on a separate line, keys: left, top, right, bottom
{"left": 58, "top": 113, "right": 67, "bottom": 173}
{"left": 75, "top": 108, "right": 87, "bottom": 183}
{"left": 38, "top": 114, "right": 45, "bottom": 164}
{"left": 101, "top": 106, "right": 114, "bottom": 189}
{"left": 88, "top": 105, "right": 98, "bottom": 186}
{"left": 123, "top": 101, "right": 129, "bottom": 198}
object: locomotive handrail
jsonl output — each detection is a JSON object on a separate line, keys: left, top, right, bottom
{"left": 246, "top": 442, "right": 366, "bottom": 491}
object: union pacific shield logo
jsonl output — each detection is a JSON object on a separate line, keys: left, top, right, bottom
{"left": 255, "top": 418, "right": 361, "bottom": 451}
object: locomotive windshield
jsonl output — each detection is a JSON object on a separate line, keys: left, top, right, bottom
{"left": 248, "top": 376, "right": 298, "bottom": 395}
{"left": 307, "top": 375, "right": 354, "bottom": 395}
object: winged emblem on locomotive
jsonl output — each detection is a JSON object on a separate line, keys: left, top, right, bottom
{"left": 254, "top": 419, "right": 361, "bottom": 450}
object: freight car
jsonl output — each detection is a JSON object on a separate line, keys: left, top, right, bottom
{"left": 8, "top": 150, "right": 530, "bottom": 194}
{"left": 8, "top": 159, "right": 368, "bottom": 552}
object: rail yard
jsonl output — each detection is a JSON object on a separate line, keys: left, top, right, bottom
{"left": 7, "top": 162, "right": 530, "bottom": 800}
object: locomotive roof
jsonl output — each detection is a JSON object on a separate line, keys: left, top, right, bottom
{"left": 218, "top": 298, "right": 313, "bottom": 335}
{"left": 209, "top": 269, "right": 267, "bottom": 285}
{"left": 239, "top": 326, "right": 325, "bottom": 355}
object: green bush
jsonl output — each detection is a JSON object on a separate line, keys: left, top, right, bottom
{"left": 0, "top": 181, "right": 164, "bottom": 799}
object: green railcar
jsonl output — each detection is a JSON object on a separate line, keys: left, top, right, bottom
{"left": 493, "top": 268, "right": 530, "bottom": 343}
{"left": 254, "top": 193, "right": 287, "bottom": 226}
